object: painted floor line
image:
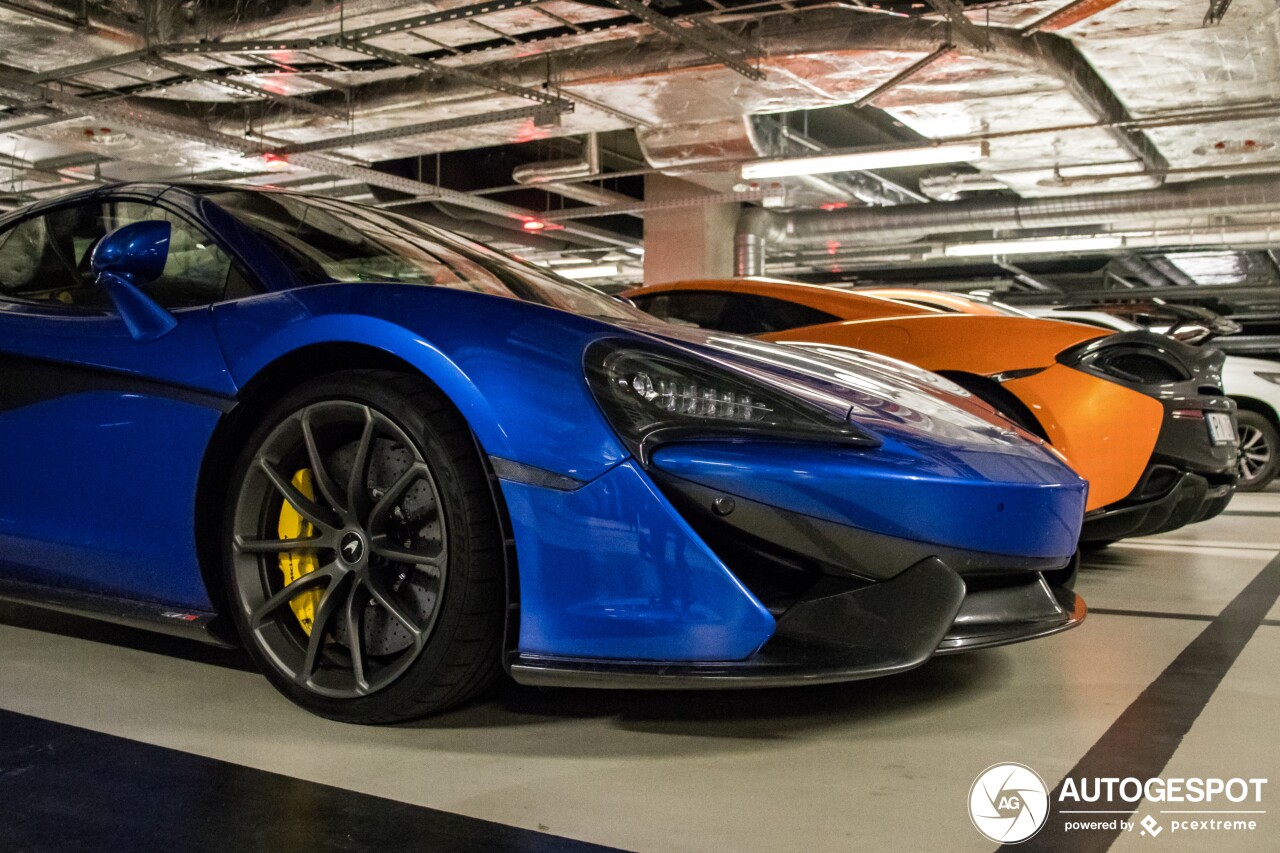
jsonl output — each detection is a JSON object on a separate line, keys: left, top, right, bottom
{"left": 998, "top": 549, "right": 1280, "bottom": 853}
{"left": 0, "top": 707, "right": 628, "bottom": 853}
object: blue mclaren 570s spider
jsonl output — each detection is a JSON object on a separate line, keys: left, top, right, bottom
{"left": 0, "top": 183, "right": 1088, "bottom": 722}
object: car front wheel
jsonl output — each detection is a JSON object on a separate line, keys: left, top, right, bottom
{"left": 223, "top": 370, "right": 505, "bottom": 723}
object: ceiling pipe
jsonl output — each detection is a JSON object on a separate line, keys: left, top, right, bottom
{"left": 774, "top": 220, "right": 1280, "bottom": 272}
{"left": 511, "top": 133, "right": 639, "bottom": 209}
{"left": 735, "top": 175, "right": 1280, "bottom": 276}
{"left": 513, "top": 133, "right": 601, "bottom": 186}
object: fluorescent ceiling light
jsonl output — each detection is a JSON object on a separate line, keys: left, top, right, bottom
{"left": 740, "top": 141, "right": 988, "bottom": 180}
{"left": 559, "top": 264, "right": 620, "bottom": 280}
{"left": 944, "top": 235, "right": 1123, "bottom": 257}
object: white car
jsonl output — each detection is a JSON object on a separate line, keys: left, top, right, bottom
{"left": 1028, "top": 308, "right": 1280, "bottom": 491}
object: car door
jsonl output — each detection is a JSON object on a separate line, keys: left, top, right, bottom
{"left": 0, "top": 192, "right": 239, "bottom": 608}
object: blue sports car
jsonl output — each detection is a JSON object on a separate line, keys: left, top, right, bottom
{"left": 0, "top": 183, "right": 1088, "bottom": 722}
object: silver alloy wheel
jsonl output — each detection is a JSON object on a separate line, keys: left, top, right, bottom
{"left": 1236, "top": 421, "right": 1273, "bottom": 485}
{"left": 229, "top": 400, "right": 449, "bottom": 699}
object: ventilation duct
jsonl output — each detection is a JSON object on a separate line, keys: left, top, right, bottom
{"left": 635, "top": 115, "right": 913, "bottom": 207}
{"left": 513, "top": 134, "right": 602, "bottom": 186}
{"left": 735, "top": 175, "right": 1280, "bottom": 275}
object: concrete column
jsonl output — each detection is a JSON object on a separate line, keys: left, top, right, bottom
{"left": 642, "top": 174, "right": 738, "bottom": 285}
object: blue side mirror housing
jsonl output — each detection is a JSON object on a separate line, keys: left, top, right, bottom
{"left": 91, "top": 220, "right": 177, "bottom": 342}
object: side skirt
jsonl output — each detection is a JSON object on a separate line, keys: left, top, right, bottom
{"left": 0, "top": 578, "right": 236, "bottom": 648}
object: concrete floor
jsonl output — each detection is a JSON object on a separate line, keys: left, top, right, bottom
{"left": 1, "top": 490, "right": 1277, "bottom": 852}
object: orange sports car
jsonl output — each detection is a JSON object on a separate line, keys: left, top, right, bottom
{"left": 624, "top": 279, "right": 1239, "bottom": 544}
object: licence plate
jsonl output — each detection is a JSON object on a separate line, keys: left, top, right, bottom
{"left": 1206, "top": 412, "right": 1237, "bottom": 445}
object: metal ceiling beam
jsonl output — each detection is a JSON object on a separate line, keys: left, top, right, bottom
{"left": 317, "top": 0, "right": 553, "bottom": 43}
{"left": 924, "top": 0, "right": 990, "bottom": 51}
{"left": 1000, "top": 283, "right": 1280, "bottom": 305}
{"left": 0, "top": 0, "right": 84, "bottom": 29}
{"left": 146, "top": 56, "right": 349, "bottom": 120}
{"left": 602, "top": 0, "right": 764, "bottom": 81}
{"left": 1204, "top": 0, "right": 1233, "bottom": 25}
{"left": 853, "top": 44, "right": 954, "bottom": 109}
{"left": 1024, "top": 33, "right": 1168, "bottom": 176}
{"left": 160, "top": 39, "right": 321, "bottom": 56}
{"left": 0, "top": 74, "right": 635, "bottom": 248}
{"left": 333, "top": 39, "right": 572, "bottom": 114}
{"left": 538, "top": 186, "right": 786, "bottom": 221}
{"left": 269, "top": 106, "right": 556, "bottom": 155}
{"left": 994, "top": 260, "right": 1057, "bottom": 292}
{"left": 29, "top": 50, "right": 150, "bottom": 84}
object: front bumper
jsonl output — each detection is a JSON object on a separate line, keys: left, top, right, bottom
{"left": 509, "top": 557, "right": 1085, "bottom": 688}
{"left": 501, "top": 456, "right": 1085, "bottom": 690}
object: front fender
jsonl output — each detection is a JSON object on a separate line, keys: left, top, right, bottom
{"left": 211, "top": 286, "right": 630, "bottom": 482}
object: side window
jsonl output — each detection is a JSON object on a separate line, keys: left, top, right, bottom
{"left": 736, "top": 294, "right": 841, "bottom": 332}
{"left": 0, "top": 200, "right": 235, "bottom": 310}
{"left": 0, "top": 205, "right": 110, "bottom": 307}
{"left": 635, "top": 291, "right": 835, "bottom": 336}
{"left": 637, "top": 292, "right": 733, "bottom": 329}
{"left": 114, "top": 203, "right": 232, "bottom": 309}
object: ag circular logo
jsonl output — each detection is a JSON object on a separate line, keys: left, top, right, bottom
{"left": 969, "top": 763, "right": 1050, "bottom": 843}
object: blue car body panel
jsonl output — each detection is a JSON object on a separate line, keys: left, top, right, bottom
{"left": 0, "top": 183, "right": 1088, "bottom": 673}
{"left": 0, "top": 391, "right": 220, "bottom": 608}
{"left": 651, "top": 442, "right": 1084, "bottom": 559}
{"left": 211, "top": 285, "right": 630, "bottom": 483}
{"left": 0, "top": 301, "right": 233, "bottom": 608}
{"left": 503, "top": 460, "right": 775, "bottom": 661}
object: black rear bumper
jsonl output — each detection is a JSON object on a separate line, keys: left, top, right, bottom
{"left": 1061, "top": 330, "right": 1237, "bottom": 541}
{"left": 1081, "top": 470, "right": 1233, "bottom": 542}
{"left": 508, "top": 556, "right": 1085, "bottom": 689}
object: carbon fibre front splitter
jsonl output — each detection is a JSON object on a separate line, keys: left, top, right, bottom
{"left": 507, "top": 558, "right": 1084, "bottom": 689}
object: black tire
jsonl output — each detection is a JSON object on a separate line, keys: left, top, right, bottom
{"left": 1080, "top": 539, "right": 1115, "bottom": 553}
{"left": 1235, "top": 410, "right": 1279, "bottom": 492}
{"left": 222, "top": 370, "right": 504, "bottom": 723}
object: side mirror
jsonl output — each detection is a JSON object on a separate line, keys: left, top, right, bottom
{"left": 91, "top": 221, "right": 177, "bottom": 342}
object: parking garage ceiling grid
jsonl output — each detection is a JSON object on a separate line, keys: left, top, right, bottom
{"left": 0, "top": 2, "right": 1278, "bottom": 314}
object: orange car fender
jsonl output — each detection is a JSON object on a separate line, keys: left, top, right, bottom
{"left": 1003, "top": 365, "right": 1163, "bottom": 511}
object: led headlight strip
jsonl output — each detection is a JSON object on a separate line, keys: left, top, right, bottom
{"left": 584, "top": 339, "right": 877, "bottom": 462}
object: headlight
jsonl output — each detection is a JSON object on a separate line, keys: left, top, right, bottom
{"left": 584, "top": 339, "right": 877, "bottom": 462}
{"left": 1258, "top": 371, "right": 1280, "bottom": 386}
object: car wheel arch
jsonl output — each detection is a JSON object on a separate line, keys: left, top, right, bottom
{"left": 192, "top": 342, "right": 520, "bottom": 645}
{"left": 1230, "top": 394, "right": 1279, "bottom": 428}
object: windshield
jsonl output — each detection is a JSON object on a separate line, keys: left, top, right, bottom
{"left": 203, "top": 189, "right": 638, "bottom": 321}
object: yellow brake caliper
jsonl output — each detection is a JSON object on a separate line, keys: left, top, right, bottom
{"left": 278, "top": 469, "right": 322, "bottom": 635}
